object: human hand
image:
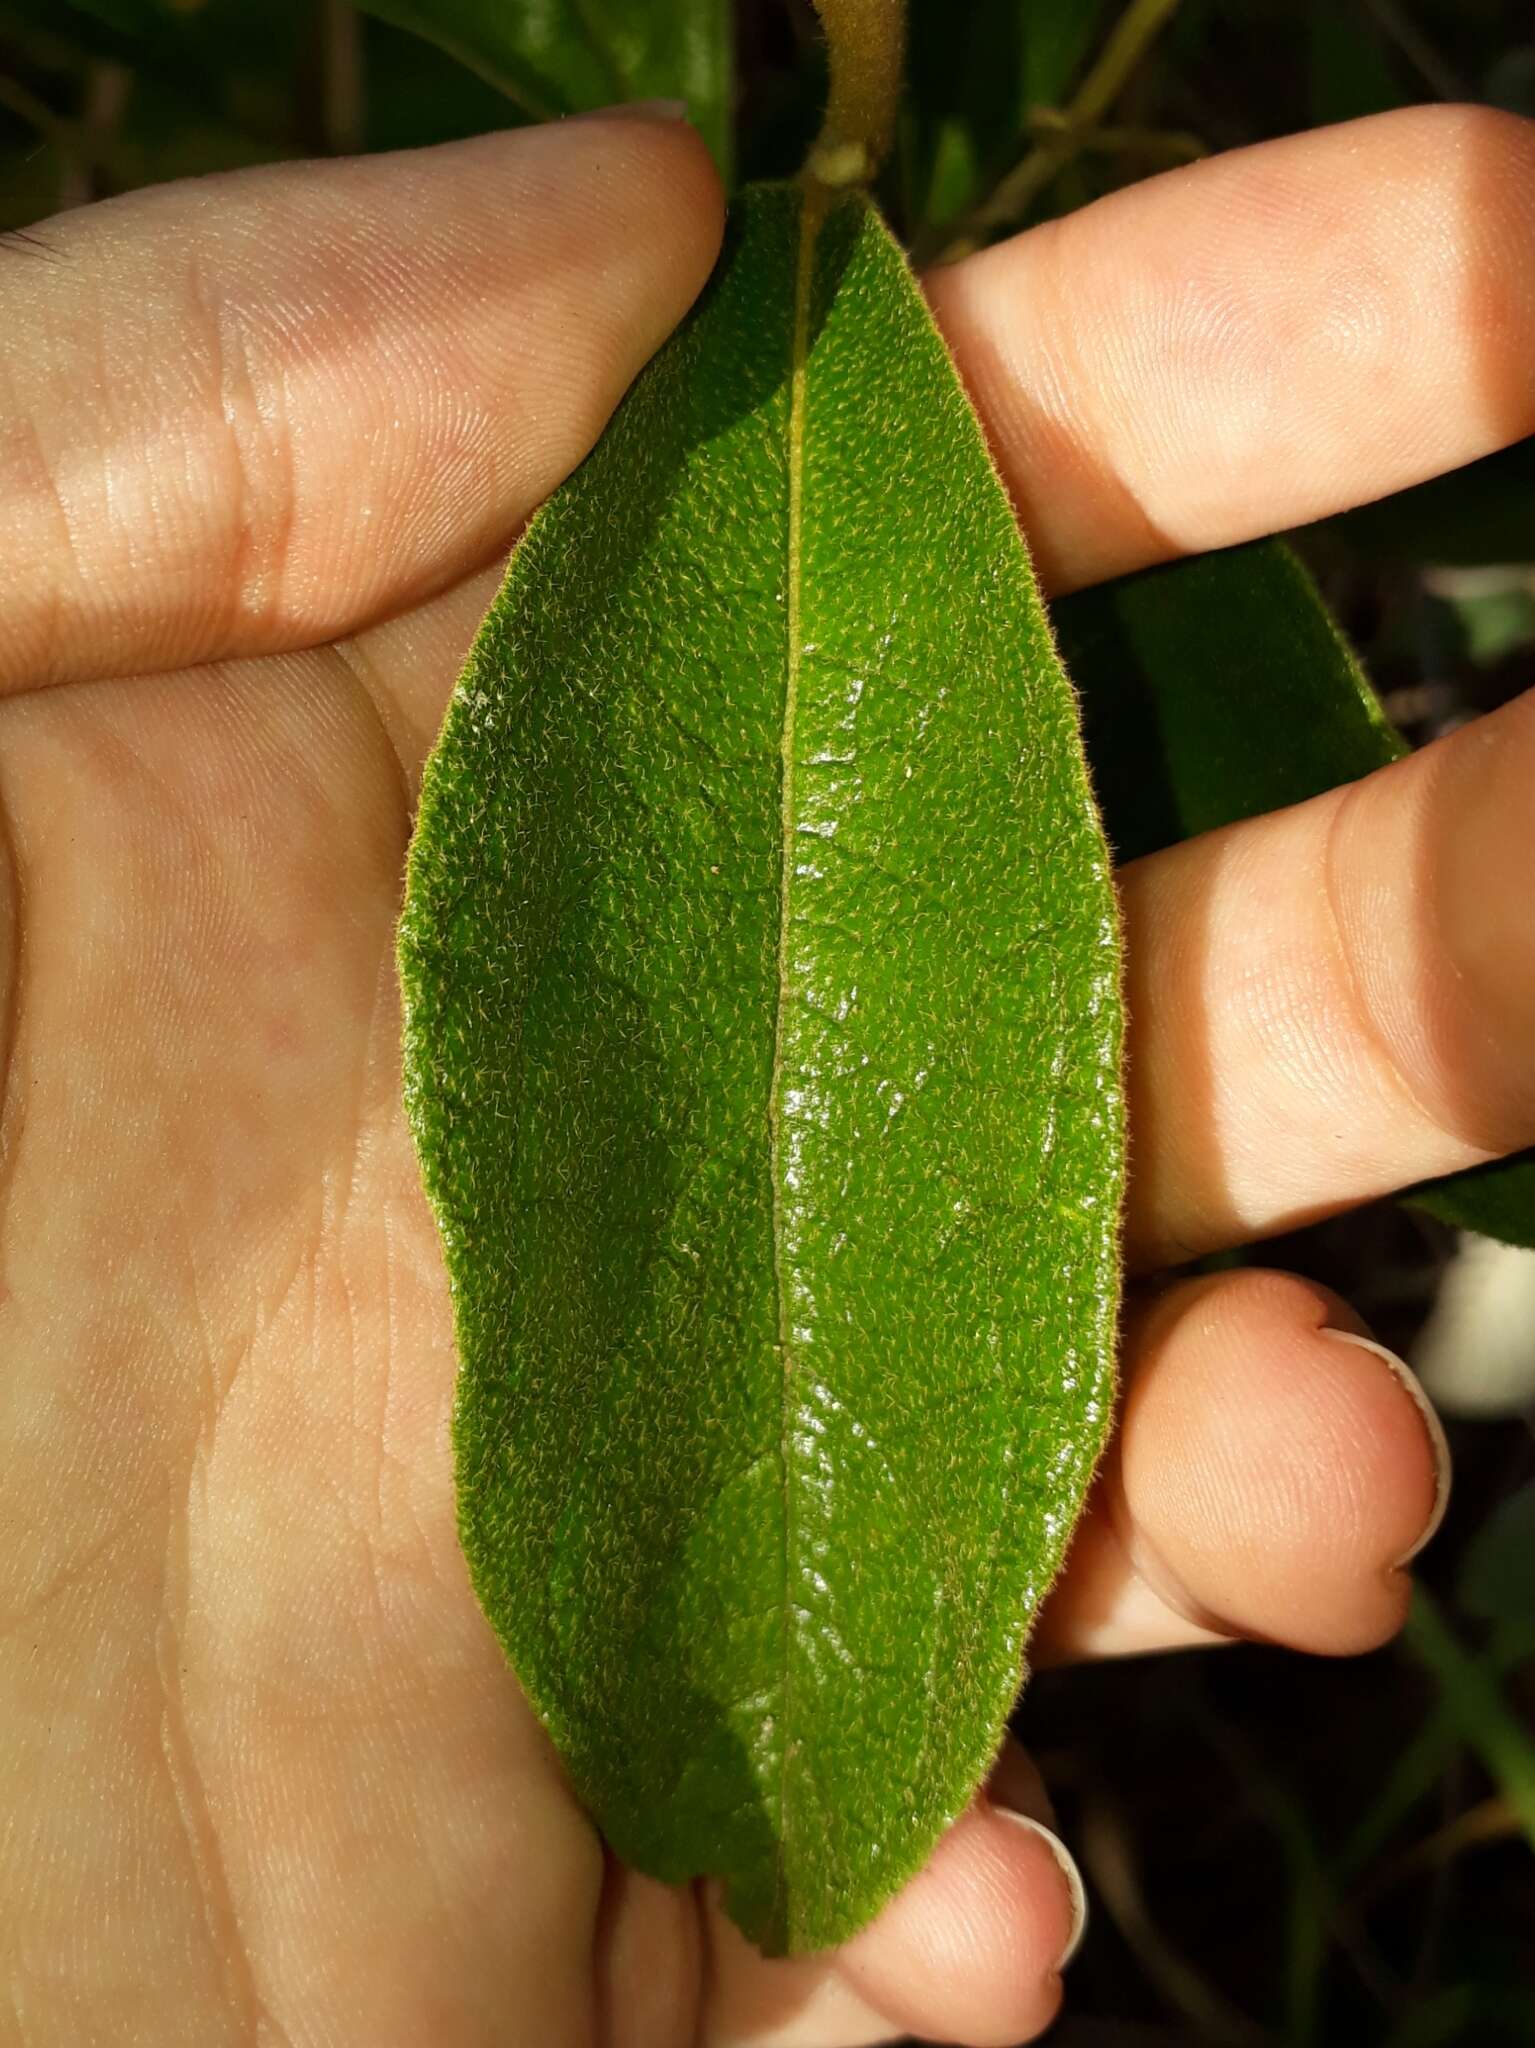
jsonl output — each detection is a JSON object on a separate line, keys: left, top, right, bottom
{"left": 2, "top": 102, "right": 1531, "bottom": 2048}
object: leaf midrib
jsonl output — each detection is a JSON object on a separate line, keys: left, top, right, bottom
{"left": 767, "top": 182, "right": 826, "bottom": 1939}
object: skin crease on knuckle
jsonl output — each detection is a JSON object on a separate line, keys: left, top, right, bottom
{"left": 0, "top": 117, "right": 724, "bottom": 696}
{"left": 1, "top": 104, "right": 1529, "bottom": 2048}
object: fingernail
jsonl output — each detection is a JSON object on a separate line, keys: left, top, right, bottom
{"left": 1324, "top": 1328, "right": 1452, "bottom": 1566}
{"left": 571, "top": 98, "right": 689, "bottom": 124}
{"left": 992, "top": 1809, "right": 1089, "bottom": 1970}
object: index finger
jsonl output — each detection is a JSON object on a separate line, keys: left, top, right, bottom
{"left": 0, "top": 113, "right": 722, "bottom": 694}
{"left": 925, "top": 103, "right": 1535, "bottom": 595}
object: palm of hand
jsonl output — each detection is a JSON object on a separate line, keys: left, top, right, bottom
{"left": 3, "top": 644, "right": 620, "bottom": 2039}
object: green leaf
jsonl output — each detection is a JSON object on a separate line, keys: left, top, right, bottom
{"left": 355, "top": 0, "right": 732, "bottom": 176}
{"left": 1407, "top": 1155, "right": 1535, "bottom": 1251}
{"left": 1055, "top": 539, "right": 1535, "bottom": 1247}
{"left": 1436, "top": 574, "right": 1535, "bottom": 669}
{"left": 400, "top": 181, "right": 1124, "bottom": 1954}
{"left": 1404, "top": 1588, "right": 1535, "bottom": 1848}
{"left": 1059, "top": 539, "right": 1405, "bottom": 869}
{"left": 361, "top": 13, "right": 519, "bottom": 154}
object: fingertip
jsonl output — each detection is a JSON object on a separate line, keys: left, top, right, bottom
{"left": 546, "top": 103, "right": 726, "bottom": 307}
{"left": 834, "top": 1797, "right": 1077, "bottom": 2045}
{"left": 405, "top": 114, "right": 724, "bottom": 486}
{"left": 1320, "top": 1328, "right": 1451, "bottom": 1571}
{"left": 924, "top": 104, "right": 1535, "bottom": 594}
{"left": 990, "top": 1812, "right": 1087, "bottom": 1971}
{"left": 1119, "top": 1270, "right": 1444, "bottom": 1656}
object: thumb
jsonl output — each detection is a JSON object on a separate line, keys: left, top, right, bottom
{"left": 0, "top": 111, "right": 723, "bottom": 694}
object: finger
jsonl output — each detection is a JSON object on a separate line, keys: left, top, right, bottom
{"left": 339, "top": 563, "right": 504, "bottom": 787}
{"left": 348, "top": 103, "right": 1535, "bottom": 761}
{"left": 1121, "top": 689, "right": 1535, "bottom": 1269}
{"left": 700, "top": 1742, "right": 1082, "bottom": 2048}
{"left": 1035, "top": 1269, "right": 1449, "bottom": 1665}
{"left": 596, "top": 1862, "right": 706, "bottom": 2048}
{"left": 925, "top": 105, "right": 1535, "bottom": 595}
{"left": 0, "top": 112, "right": 722, "bottom": 694}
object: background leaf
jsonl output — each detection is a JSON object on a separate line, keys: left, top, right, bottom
{"left": 1306, "top": 0, "right": 1408, "bottom": 126}
{"left": 1058, "top": 539, "right": 1406, "bottom": 869}
{"left": 400, "top": 181, "right": 1124, "bottom": 1953}
{"left": 1055, "top": 539, "right": 1535, "bottom": 1248}
{"left": 1403, "top": 1590, "right": 1535, "bottom": 1849}
{"left": 355, "top": 0, "right": 733, "bottom": 174}
{"left": 902, "top": 0, "right": 1106, "bottom": 230}
{"left": 1406, "top": 1155, "right": 1535, "bottom": 1250}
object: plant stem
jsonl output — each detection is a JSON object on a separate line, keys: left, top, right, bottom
{"left": 320, "top": 0, "right": 363, "bottom": 157}
{"left": 57, "top": 59, "right": 129, "bottom": 210}
{"left": 935, "top": 0, "right": 1185, "bottom": 259}
{"left": 807, "top": 0, "right": 905, "bottom": 188}
{"left": 1363, "top": 1795, "right": 1521, "bottom": 1903}
{"left": 1026, "top": 111, "right": 1205, "bottom": 168}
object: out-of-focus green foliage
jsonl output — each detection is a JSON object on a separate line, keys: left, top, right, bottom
{"left": 356, "top": 0, "right": 732, "bottom": 171}
{"left": 5, "top": 0, "right": 1534, "bottom": 266}
{"left": 900, "top": 0, "right": 1106, "bottom": 229}
{"left": 1461, "top": 1482, "right": 1535, "bottom": 1639}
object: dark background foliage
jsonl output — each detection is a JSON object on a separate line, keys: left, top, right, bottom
{"left": 1, "top": 2, "right": 1530, "bottom": 2042}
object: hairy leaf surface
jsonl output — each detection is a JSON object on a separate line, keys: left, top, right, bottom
{"left": 400, "top": 183, "right": 1123, "bottom": 1953}
{"left": 1056, "top": 539, "right": 1535, "bottom": 1250}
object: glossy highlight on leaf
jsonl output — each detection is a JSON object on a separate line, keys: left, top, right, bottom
{"left": 1055, "top": 539, "right": 1535, "bottom": 1248}
{"left": 399, "top": 182, "right": 1124, "bottom": 1953}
